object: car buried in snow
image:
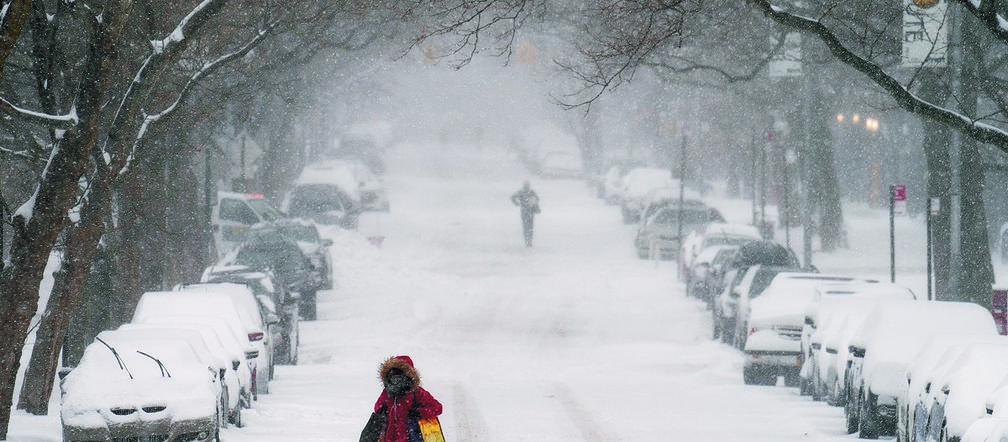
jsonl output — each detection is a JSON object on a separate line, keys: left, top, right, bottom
{"left": 60, "top": 332, "right": 221, "bottom": 442}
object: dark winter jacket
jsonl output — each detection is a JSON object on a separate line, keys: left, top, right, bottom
{"left": 373, "top": 355, "right": 443, "bottom": 442}
{"left": 511, "top": 188, "right": 540, "bottom": 217}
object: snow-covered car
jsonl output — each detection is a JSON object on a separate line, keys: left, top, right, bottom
{"left": 537, "top": 151, "right": 583, "bottom": 179}
{"left": 132, "top": 290, "right": 271, "bottom": 398}
{"left": 619, "top": 167, "right": 674, "bottom": 223}
{"left": 257, "top": 219, "right": 333, "bottom": 291}
{"left": 284, "top": 162, "right": 363, "bottom": 228}
{"left": 692, "top": 245, "right": 741, "bottom": 309}
{"left": 117, "top": 321, "right": 254, "bottom": 427}
{"left": 61, "top": 332, "right": 221, "bottom": 442}
{"left": 211, "top": 191, "right": 287, "bottom": 258}
{"left": 323, "top": 159, "right": 390, "bottom": 212}
{"left": 104, "top": 325, "right": 248, "bottom": 428}
{"left": 714, "top": 264, "right": 804, "bottom": 347}
{"left": 226, "top": 228, "right": 321, "bottom": 320}
{"left": 961, "top": 417, "right": 1008, "bottom": 442}
{"left": 900, "top": 334, "right": 1006, "bottom": 442}
{"left": 805, "top": 298, "right": 881, "bottom": 404}
{"left": 740, "top": 273, "right": 867, "bottom": 386}
{"left": 638, "top": 185, "right": 710, "bottom": 226}
{"left": 845, "top": 300, "right": 999, "bottom": 438}
{"left": 201, "top": 265, "right": 300, "bottom": 365}
{"left": 799, "top": 282, "right": 916, "bottom": 396}
{"left": 685, "top": 245, "right": 737, "bottom": 302}
{"left": 679, "top": 222, "right": 762, "bottom": 282}
{"left": 633, "top": 200, "right": 713, "bottom": 259}
{"left": 602, "top": 165, "right": 627, "bottom": 205}
{"left": 921, "top": 341, "right": 1008, "bottom": 442}
{"left": 174, "top": 283, "right": 277, "bottom": 387}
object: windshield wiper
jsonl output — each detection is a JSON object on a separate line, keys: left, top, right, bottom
{"left": 95, "top": 337, "right": 133, "bottom": 380}
{"left": 136, "top": 350, "right": 172, "bottom": 378}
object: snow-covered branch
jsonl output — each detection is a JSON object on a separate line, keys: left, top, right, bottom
{"left": 749, "top": 0, "right": 1008, "bottom": 153}
{"left": 131, "top": 22, "right": 278, "bottom": 161}
{"left": 949, "top": 0, "right": 1008, "bottom": 45}
{"left": 104, "top": 0, "right": 229, "bottom": 175}
{"left": 0, "top": 96, "right": 77, "bottom": 129}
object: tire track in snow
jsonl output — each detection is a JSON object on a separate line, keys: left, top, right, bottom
{"left": 553, "top": 383, "right": 616, "bottom": 442}
{"left": 452, "top": 383, "right": 488, "bottom": 440}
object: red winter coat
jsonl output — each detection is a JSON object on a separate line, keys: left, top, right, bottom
{"left": 373, "top": 356, "right": 443, "bottom": 442}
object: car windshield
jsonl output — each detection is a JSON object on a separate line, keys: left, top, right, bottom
{"left": 651, "top": 208, "right": 708, "bottom": 226}
{"left": 280, "top": 225, "right": 320, "bottom": 243}
{"left": 288, "top": 184, "right": 349, "bottom": 217}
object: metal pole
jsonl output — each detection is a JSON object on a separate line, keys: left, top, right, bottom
{"left": 751, "top": 136, "right": 758, "bottom": 225}
{"left": 760, "top": 141, "right": 767, "bottom": 229}
{"left": 784, "top": 158, "right": 790, "bottom": 249}
{"left": 927, "top": 196, "right": 933, "bottom": 300}
{"left": 890, "top": 184, "right": 896, "bottom": 283}
{"left": 678, "top": 134, "right": 686, "bottom": 245}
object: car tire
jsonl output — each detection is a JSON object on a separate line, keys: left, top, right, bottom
{"left": 743, "top": 366, "right": 759, "bottom": 385}
{"left": 859, "top": 391, "right": 879, "bottom": 439}
{"left": 230, "top": 403, "right": 243, "bottom": 428}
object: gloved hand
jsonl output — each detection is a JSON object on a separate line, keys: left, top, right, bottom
{"left": 408, "top": 409, "right": 421, "bottom": 420}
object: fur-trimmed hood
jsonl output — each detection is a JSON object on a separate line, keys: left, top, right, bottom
{"left": 379, "top": 355, "right": 421, "bottom": 390}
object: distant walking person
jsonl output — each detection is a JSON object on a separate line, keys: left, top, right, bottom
{"left": 511, "top": 180, "right": 540, "bottom": 247}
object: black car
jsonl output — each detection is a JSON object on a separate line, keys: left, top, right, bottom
{"left": 201, "top": 266, "right": 301, "bottom": 366}
{"left": 230, "top": 229, "right": 321, "bottom": 320}
{"left": 263, "top": 219, "right": 333, "bottom": 291}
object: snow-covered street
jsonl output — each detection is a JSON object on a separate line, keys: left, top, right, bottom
{"left": 221, "top": 141, "right": 862, "bottom": 441}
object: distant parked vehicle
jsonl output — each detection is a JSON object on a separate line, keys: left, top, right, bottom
{"left": 227, "top": 228, "right": 321, "bottom": 320}
{"left": 261, "top": 219, "right": 333, "bottom": 291}
{"left": 921, "top": 341, "right": 1008, "bottom": 442}
{"left": 61, "top": 331, "right": 221, "bottom": 442}
{"left": 619, "top": 167, "right": 674, "bottom": 224}
{"left": 202, "top": 266, "right": 301, "bottom": 365}
{"left": 211, "top": 191, "right": 286, "bottom": 258}
{"left": 538, "top": 151, "right": 584, "bottom": 179}
{"left": 633, "top": 200, "right": 714, "bottom": 260}
{"left": 679, "top": 223, "right": 762, "bottom": 282}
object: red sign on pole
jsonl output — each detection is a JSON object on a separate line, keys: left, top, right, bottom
{"left": 892, "top": 184, "right": 906, "bottom": 201}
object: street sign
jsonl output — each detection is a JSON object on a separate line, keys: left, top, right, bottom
{"left": 893, "top": 184, "right": 907, "bottom": 216}
{"left": 902, "top": 0, "right": 948, "bottom": 68}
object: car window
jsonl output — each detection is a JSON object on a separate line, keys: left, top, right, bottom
{"left": 288, "top": 184, "right": 349, "bottom": 217}
{"left": 220, "top": 199, "right": 259, "bottom": 225}
{"left": 247, "top": 198, "right": 285, "bottom": 222}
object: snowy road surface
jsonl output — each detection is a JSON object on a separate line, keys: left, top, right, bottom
{"left": 224, "top": 141, "right": 860, "bottom": 442}
{"left": 10, "top": 141, "right": 877, "bottom": 441}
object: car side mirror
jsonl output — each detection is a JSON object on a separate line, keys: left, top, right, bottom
{"left": 232, "top": 360, "right": 241, "bottom": 371}
{"left": 941, "top": 384, "right": 950, "bottom": 395}
{"left": 219, "top": 368, "right": 227, "bottom": 379}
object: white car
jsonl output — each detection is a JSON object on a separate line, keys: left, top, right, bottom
{"left": 211, "top": 191, "right": 287, "bottom": 258}
{"left": 799, "top": 282, "right": 916, "bottom": 395}
{"left": 679, "top": 223, "right": 762, "bottom": 281}
{"left": 961, "top": 417, "right": 1008, "bottom": 442}
{"left": 922, "top": 341, "right": 1008, "bottom": 442}
{"left": 846, "top": 300, "right": 999, "bottom": 438}
{"left": 619, "top": 167, "right": 675, "bottom": 224}
{"left": 116, "top": 322, "right": 253, "bottom": 427}
{"left": 741, "top": 273, "right": 869, "bottom": 386}
{"left": 901, "top": 334, "right": 1006, "bottom": 442}
{"left": 174, "top": 283, "right": 278, "bottom": 390}
{"left": 61, "top": 332, "right": 220, "bottom": 442}
{"left": 132, "top": 290, "right": 271, "bottom": 398}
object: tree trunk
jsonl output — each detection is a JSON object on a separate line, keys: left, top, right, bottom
{"left": 0, "top": 6, "right": 125, "bottom": 435}
{"left": 16, "top": 172, "right": 111, "bottom": 415}
{"left": 955, "top": 11, "right": 994, "bottom": 305}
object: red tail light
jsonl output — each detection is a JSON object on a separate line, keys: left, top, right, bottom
{"left": 248, "top": 332, "right": 264, "bottom": 342}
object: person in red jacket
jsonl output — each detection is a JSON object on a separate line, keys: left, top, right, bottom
{"left": 373, "top": 355, "right": 443, "bottom": 442}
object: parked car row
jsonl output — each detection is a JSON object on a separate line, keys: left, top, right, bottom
{"left": 61, "top": 199, "right": 337, "bottom": 442}
{"left": 693, "top": 247, "right": 1008, "bottom": 442}
{"left": 61, "top": 281, "right": 282, "bottom": 442}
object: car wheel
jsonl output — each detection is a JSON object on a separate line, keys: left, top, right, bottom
{"left": 230, "top": 403, "right": 243, "bottom": 428}
{"left": 859, "top": 390, "right": 879, "bottom": 439}
{"left": 743, "top": 366, "right": 758, "bottom": 385}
